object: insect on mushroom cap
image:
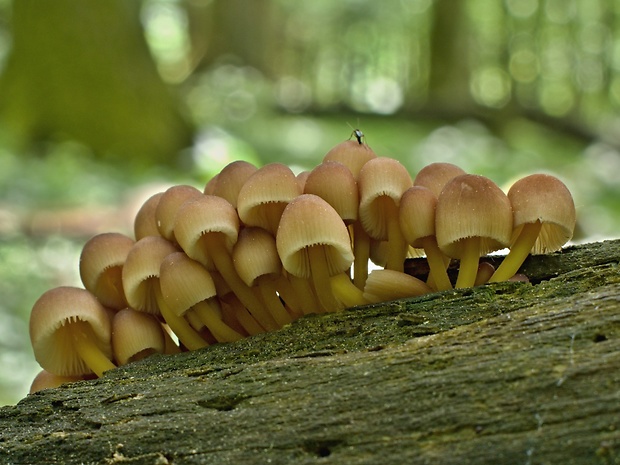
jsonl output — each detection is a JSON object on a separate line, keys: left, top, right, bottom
{"left": 322, "top": 139, "right": 377, "bottom": 179}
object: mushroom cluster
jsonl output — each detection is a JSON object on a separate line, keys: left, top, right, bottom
{"left": 27, "top": 135, "right": 576, "bottom": 393}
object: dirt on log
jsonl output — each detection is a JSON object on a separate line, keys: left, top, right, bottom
{"left": 1, "top": 239, "right": 619, "bottom": 465}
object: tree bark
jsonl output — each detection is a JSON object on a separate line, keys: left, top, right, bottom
{"left": 1, "top": 240, "right": 619, "bottom": 464}
{"left": 0, "top": 0, "right": 193, "bottom": 164}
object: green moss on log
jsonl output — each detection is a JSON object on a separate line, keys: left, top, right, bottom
{"left": 1, "top": 240, "right": 619, "bottom": 464}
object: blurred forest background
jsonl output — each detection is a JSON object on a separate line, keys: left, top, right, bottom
{"left": 0, "top": 0, "right": 619, "bottom": 405}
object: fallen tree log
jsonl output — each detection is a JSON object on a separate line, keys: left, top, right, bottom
{"left": 1, "top": 239, "right": 619, "bottom": 464}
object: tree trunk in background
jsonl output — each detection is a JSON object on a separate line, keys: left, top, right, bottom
{"left": 0, "top": 0, "right": 193, "bottom": 165}
{"left": 1, "top": 240, "right": 619, "bottom": 464}
{"left": 425, "top": 0, "right": 476, "bottom": 116}
{"left": 189, "top": 0, "right": 274, "bottom": 76}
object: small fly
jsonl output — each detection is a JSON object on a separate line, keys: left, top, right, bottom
{"left": 350, "top": 128, "right": 365, "bottom": 145}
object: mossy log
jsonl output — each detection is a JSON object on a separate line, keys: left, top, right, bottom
{"left": 1, "top": 240, "right": 619, "bottom": 464}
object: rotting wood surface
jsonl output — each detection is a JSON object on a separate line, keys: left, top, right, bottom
{"left": 1, "top": 240, "right": 619, "bottom": 465}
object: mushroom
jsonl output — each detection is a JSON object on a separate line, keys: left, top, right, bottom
{"left": 399, "top": 186, "right": 452, "bottom": 291}
{"left": 276, "top": 194, "right": 361, "bottom": 312}
{"left": 303, "top": 161, "right": 370, "bottom": 288}
{"left": 474, "top": 261, "right": 496, "bottom": 286}
{"left": 362, "top": 269, "right": 432, "bottom": 303}
{"left": 29, "top": 370, "right": 87, "bottom": 394}
{"left": 174, "top": 194, "right": 279, "bottom": 331}
{"left": 435, "top": 174, "right": 513, "bottom": 288}
{"left": 159, "top": 251, "right": 244, "bottom": 343}
{"left": 121, "top": 235, "right": 178, "bottom": 315}
{"left": 489, "top": 173, "right": 576, "bottom": 283}
{"left": 155, "top": 185, "right": 203, "bottom": 243}
{"left": 121, "top": 235, "right": 208, "bottom": 351}
{"left": 322, "top": 139, "right": 377, "bottom": 179}
{"left": 203, "top": 173, "right": 219, "bottom": 195}
{"left": 232, "top": 227, "right": 295, "bottom": 327}
{"left": 413, "top": 162, "right": 467, "bottom": 198}
{"left": 111, "top": 308, "right": 165, "bottom": 365}
{"left": 79, "top": 232, "right": 135, "bottom": 310}
{"left": 237, "top": 163, "right": 302, "bottom": 235}
{"left": 358, "top": 157, "right": 413, "bottom": 272}
{"left": 29, "top": 286, "right": 115, "bottom": 377}
{"left": 211, "top": 160, "right": 258, "bottom": 209}
{"left": 134, "top": 192, "right": 163, "bottom": 240}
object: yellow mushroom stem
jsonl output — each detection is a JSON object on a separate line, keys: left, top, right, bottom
{"left": 255, "top": 278, "right": 293, "bottom": 327}
{"left": 352, "top": 222, "right": 370, "bottom": 289}
{"left": 308, "top": 245, "right": 344, "bottom": 313}
{"left": 205, "top": 234, "right": 279, "bottom": 331}
{"left": 455, "top": 237, "right": 481, "bottom": 289}
{"left": 155, "top": 287, "right": 209, "bottom": 351}
{"left": 71, "top": 322, "right": 116, "bottom": 377}
{"left": 420, "top": 236, "right": 452, "bottom": 291}
{"left": 160, "top": 324, "right": 182, "bottom": 354}
{"left": 287, "top": 274, "right": 322, "bottom": 315}
{"left": 330, "top": 273, "right": 369, "bottom": 308}
{"left": 222, "top": 295, "right": 264, "bottom": 336}
{"left": 271, "top": 275, "right": 303, "bottom": 316}
{"left": 489, "top": 220, "right": 542, "bottom": 283}
{"left": 382, "top": 198, "right": 407, "bottom": 273}
{"left": 192, "top": 300, "right": 244, "bottom": 343}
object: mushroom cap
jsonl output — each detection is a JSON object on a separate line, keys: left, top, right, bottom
{"left": 203, "top": 173, "right": 219, "bottom": 195}
{"left": 79, "top": 232, "right": 135, "bottom": 309}
{"left": 112, "top": 308, "right": 165, "bottom": 365}
{"left": 323, "top": 139, "right": 377, "bottom": 179}
{"left": 122, "top": 236, "right": 178, "bottom": 314}
{"left": 507, "top": 173, "right": 576, "bottom": 254}
{"left": 413, "top": 162, "right": 467, "bottom": 198}
{"left": 29, "top": 370, "right": 86, "bottom": 394}
{"left": 362, "top": 269, "right": 431, "bottom": 303}
{"left": 276, "top": 194, "right": 354, "bottom": 278}
{"left": 303, "top": 161, "right": 359, "bottom": 224}
{"left": 29, "top": 286, "right": 113, "bottom": 376}
{"left": 134, "top": 192, "right": 163, "bottom": 240}
{"left": 159, "top": 251, "right": 217, "bottom": 317}
{"left": 232, "top": 227, "right": 282, "bottom": 286}
{"left": 237, "top": 163, "right": 302, "bottom": 234}
{"left": 173, "top": 195, "right": 240, "bottom": 268}
{"left": 435, "top": 174, "right": 513, "bottom": 258}
{"left": 212, "top": 160, "right": 258, "bottom": 208}
{"left": 155, "top": 185, "right": 203, "bottom": 242}
{"left": 399, "top": 186, "right": 437, "bottom": 248}
{"left": 358, "top": 157, "right": 413, "bottom": 240}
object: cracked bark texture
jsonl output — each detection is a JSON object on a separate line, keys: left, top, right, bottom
{"left": 1, "top": 239, "right": 619, "bottom": 465}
